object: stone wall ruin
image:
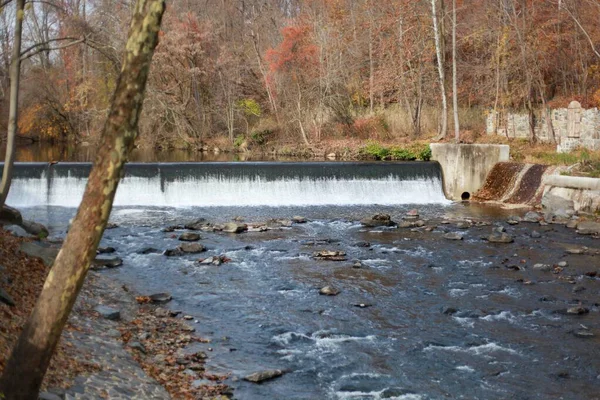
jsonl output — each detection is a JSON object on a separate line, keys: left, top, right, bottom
{"left": 486, "top": 101, "right": 600, "bottom": 153}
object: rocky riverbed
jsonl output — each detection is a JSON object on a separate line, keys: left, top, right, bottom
{"left": 0, "top": 229, "right": 232, "bottom": 400}
{"left": 7, "top": 202, "right": 597, "bottom": 400}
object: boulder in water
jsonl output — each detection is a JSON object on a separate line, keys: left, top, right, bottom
{"left": 20, "top": 220, "right": 49, "bottom": 238}
{"left": 95, "top": 305, "right": 120, "bottom": 320}
{"left": 179, "top": 232, "right": 201, "bottom": 241}
{"left": 179, "top": 243, "right": 206, "bottom": 254}
{"left": 523, "top": 211, "right": 542, "bottom": 223}
{"left": 313, "top": 250, "right": 346, "bottom": 261}
{"left": 487, "top": 233, "right": 514, "bottom": 243}
{"left": 164, "top": 248, "right": 184, "bottom": 257}
{"left": 0, "top": 205, "right": 22, "bottom": 225}
{"left": 93, "top": 256, "right": 123, "bottom": 268}
{"left": 184, "top": 219, "right": 208, "bottom": 230}
{"left": 149, "top": 293, "right": 172, "bottom": 304}
{"left": 443, "top": 232, "right": 463, "bottom": 240}
{"left": 319, "top": 286, "right": 340, "bottom": 296}
{"left": 19, "top": 242, "right": 59, "bottom": 267}
{"left": 243, "top": 369, "right": 285, "bottom": 383}
{"left": 360, "top": 214, "right": 396, "bottom": 227}
{"left": 576, "top": 221, "right": 600, "bottom": 235}
{"left": 222, "top": 222, "right": 248, "bottom": 233}
{"left": 292, "top": 216, "right": 307, "bottom": 223}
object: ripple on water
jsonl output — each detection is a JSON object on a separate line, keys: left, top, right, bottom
{"left": 424, "top": 342, "right": 520, "bottom": 356}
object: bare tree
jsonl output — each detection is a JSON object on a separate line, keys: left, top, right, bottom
{"left": 0, "top": 0, "right": 25, "bottom": 211}
{"left": 0, "top": 1, "right": 166, "bottom": 398}
{"left": 431, "top": 0, "right": 448, "bottom": 139}
{"left": 451, "top": 0, "right": 459, "bottom": 141}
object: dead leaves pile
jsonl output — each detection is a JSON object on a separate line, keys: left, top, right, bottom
{"left": 120, "top": 305, "right": 232, "bottom": 399}
{"left": 0, "top": 229, "right": 98, "bottom": 389}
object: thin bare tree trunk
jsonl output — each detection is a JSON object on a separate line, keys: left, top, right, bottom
{"left": 431, "top": 0, "right": 448, "bottom": 140}
{"left": 0, "top": 1, "right": 166, "bottom": 398}
{"left": 0, "top": 0, "right": 26, "bottom": 210}
{"left": 451, "top": 0, "right": 460, "bottom": 141}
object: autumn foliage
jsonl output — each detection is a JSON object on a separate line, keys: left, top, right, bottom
{"left": 2, "top": 0, "right": 600, "bottom": 147}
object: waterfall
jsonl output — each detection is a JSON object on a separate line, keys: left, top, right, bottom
{"left": 2, "top": 162, "right": 449, "bottom": 207}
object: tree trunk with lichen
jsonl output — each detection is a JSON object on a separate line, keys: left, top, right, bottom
{"left": 0, "top": 1, "right": 165, "bottom": 398}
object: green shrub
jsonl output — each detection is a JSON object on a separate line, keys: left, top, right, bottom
{"left": 390, "top": 147, "right": 416, "bottom": 160}
{"left": 361, "top": 141, "right": 390, "bottom": 159}
{"left": 233, "top": 134, "right": 245, "bottom": 148}
{"left": 250, "top": 129, "right": 272, "bottom": 145}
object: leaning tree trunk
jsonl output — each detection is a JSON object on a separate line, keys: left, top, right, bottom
{"left": 0, "top": 1, "right": 165, "bottom": 398}
{"left": 0, "top": 0, "right": 26, "bottom": 210}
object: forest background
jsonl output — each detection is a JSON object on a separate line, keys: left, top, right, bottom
{"left": 1, "top": 0, "right": 599, "bottom": 155}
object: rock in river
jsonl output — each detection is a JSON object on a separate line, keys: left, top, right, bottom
{"left": 313, "top": 250, "right": 347, "bottom": 261}
{"left": 576, "top": 221, "right": 600, "bottom": 235}
{"left": 360, "top": 213, "right": 396, "bottom": 227}
{"left": 319, "top": 286, "right": 340, "bottom": 296}
{"left": 179, "top": 243, "right": 206, "bottom": 254}
{"left": 292, "top": 216, "right": 307, "bottom": 223}
{"left": 523, "top": 211, "right": 542, "bottom": 223}
{"left": 487, "top": 233, "right": 514, "bottom": 243}
{"left": 150, "top": 293, "right": 172, "bottom": 304}
{"left": 243, "top": 369, "right": 285, "bottom": 383}
{"left": 443, "top": 232, "right": 463, "bottom": 240}
{"left": 566, "top": 306, "right": 589, "bottom": 315}
{"left": 222, "top": 222, "right": 248, "bottom": 233}
{"left": 179, "top": 232, "right": 201, "bottom": 242}
{"left": 94, "top": 305, "right": 121, "bottom": 320}
{"left": 93, "top": 256, "right": 123, "bottom": 268}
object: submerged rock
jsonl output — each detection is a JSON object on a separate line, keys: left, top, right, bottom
{"left": 243, "top": 369, "right": 285, "bottom": 383}
{"left": 531, "top": 230, "right": 542, "bottom": 239}
{"left": 443, "top": 232, "right": 463, "bottom": 240}
{"left": 136, "top": 247, "right": 161, "bottom": 254}
{"left": 487, "top": 233, "right": 514, "bottom": 243}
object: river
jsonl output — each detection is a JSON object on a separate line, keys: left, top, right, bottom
{"left": 5, "top": 161, "right": 600, "bottom": 400}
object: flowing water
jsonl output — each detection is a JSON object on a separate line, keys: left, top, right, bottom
{"left": 5, "top": 162, "right": 600, "bottom": 400}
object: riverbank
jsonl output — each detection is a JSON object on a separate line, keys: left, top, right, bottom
{"left": 0, "top": 229, "right": 232, "bottom": 399}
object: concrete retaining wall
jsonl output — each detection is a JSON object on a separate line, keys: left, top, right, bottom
{"left": 542, "top": 175, "right": 600, "bottom": 214}
{"left": 430, "top": 144, "right": 510, "bottom": 201}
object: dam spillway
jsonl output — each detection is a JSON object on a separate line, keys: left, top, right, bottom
{"left": 2, "top": 162, "right": 449, "bottom": 208}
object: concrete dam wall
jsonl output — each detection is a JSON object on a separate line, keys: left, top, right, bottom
{"left": 430, "top": 144, "right": 510, "bottom": 201}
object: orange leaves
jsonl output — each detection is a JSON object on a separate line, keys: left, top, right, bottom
{"left": 266, "top": 24, "right": 319, "bottom": 76}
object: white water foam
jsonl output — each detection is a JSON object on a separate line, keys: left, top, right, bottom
{"left": 335, "top": 389, "right": 423, "bottom": 400}
{"left": 424, "top": 342, "right": 520, "bottom": 356}
{"left": 7, "top": 175, "right": 449, "bottom": 207}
